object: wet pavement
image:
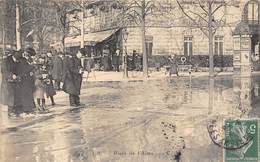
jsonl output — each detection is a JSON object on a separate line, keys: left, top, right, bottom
{"left": 0, "top": 75, "right": 260, "bottom": 162}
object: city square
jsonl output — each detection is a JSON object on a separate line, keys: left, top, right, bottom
{"left": 1, "top": 0, "right": 260, "bottom": 162}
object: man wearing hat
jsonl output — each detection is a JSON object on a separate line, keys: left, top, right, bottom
{"left": 52, "top": 51, "right": 64, "bottom": 90}
{"left": 62, "top": 50, "right": 84, "bottom": 107}
{"left": 0, "top": 50, "right": 22, "bottom": 116}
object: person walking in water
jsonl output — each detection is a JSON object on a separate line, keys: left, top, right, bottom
{"left": 62, "top": 51, "right": 84, "bottom": 107}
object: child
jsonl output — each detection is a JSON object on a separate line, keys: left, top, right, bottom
{"left": 34, "top": 55, "right": 56, "bottom": 112}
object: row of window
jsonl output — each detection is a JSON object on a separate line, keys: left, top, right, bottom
{"left": 184, "top": 36, "right": 224, "bottom": 56}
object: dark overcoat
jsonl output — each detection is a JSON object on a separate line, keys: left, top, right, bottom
{"left": 51, "top": 55, "right": 63, "bottom": 82}
{"left": 45, "top": 57, "right": 56, "bottom": 97}
{"left": 16, "top": 58, "right": 36, "bottom": 112}
{"left": 62, "top": 56, "right": 83, "bottom": 95}
{"left": 169, "top": 58, "right": 178, "bottom": 75}
{"left": 0, "top": 56, "right": 18, "bottom": 107}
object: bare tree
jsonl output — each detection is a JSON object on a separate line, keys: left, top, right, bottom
{"left": 51, "top": 0, "right": 81, "bottom": 52}
{"left": 116, "top": 0, "right": 165, "bottom": 78}
{"left": 175, "top": 0, "right": 235, "bottom": 77}
{"left": 53, "top": 0, "right": 108, "bottom": 52}
{"left": 21, "top": 0, "right": 58, "bottom": 53}
{"left": 175, "top": 0, "right": 237, "bottom": 113}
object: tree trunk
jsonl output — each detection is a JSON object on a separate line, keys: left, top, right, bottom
{"left": 141, "top": 2, "right": 148, "bottom": 78}
{"left": 208, "top": 3, "right": 214, "bottom": 113}
{"left": 2, "top": 0, "right": 5, "bottom": 55}
{"left": 16, "top": 0, "right": 22, "bottom": 50}
{"left": 122, "top": 28, "right": 128, "bottom": 78}
{"left": 61, "top": 34, "right": 65, "bottom": 52}
{"left": 208, "top": 3, "right": 214, "bottom": 78}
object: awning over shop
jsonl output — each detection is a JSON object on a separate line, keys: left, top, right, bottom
{"left": 65, "top": 29, "right": 119, "bottom": 47}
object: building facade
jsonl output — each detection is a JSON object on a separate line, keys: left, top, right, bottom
{"left": 65, "top": 0, "right": 260, "bottom": 68}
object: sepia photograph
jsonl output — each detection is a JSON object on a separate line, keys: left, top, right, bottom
{"left": 0, "top": 0, "right": 259, "bottom": 161}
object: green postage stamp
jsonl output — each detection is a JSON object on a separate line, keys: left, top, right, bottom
{"left": 224, "top": 119, "right": 259, "bottom": 162}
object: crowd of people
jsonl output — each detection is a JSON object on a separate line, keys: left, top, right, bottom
{"left": 0, "top": 47, "right": 85, "bottom": 117}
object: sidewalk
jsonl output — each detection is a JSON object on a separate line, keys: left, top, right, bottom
{"left": 84, "top": 70, "right": 260, "bottom": 82}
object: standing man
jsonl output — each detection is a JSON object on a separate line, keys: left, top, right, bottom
{"left": 0, "top": 50, "right": 21, "bottom": 116}
{"left": 169, "top": 55, "right": 179, "bottom": 77}
{"left": 62, "top": 51, "right": 84, "bottom": 107}
{"left": 52, "top": 52, "right": 64, "bottom": 90}
{"left": 102, "top": 46, "right": 111, "bottom": 71}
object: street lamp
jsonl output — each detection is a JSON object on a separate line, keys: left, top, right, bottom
{"left": 122, "top": 27, "right": 129, "bottom": 78}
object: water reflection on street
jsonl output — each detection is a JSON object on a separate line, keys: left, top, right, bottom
{"left": 1, "top": 75, "right": 260, "bottom": 162}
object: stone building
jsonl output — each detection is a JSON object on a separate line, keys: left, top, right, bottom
{"left": 64, "top": 0, "right": 260, "bottom": 69}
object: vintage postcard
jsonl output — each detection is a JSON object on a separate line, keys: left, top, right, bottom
{"left": 0, "top": 0, "right": 259, "bottom": 162}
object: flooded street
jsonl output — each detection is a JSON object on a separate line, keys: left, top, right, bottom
{"left": 1, "top": 76, "right": 260, "bottom": 162}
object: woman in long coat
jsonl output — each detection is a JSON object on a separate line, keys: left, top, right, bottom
{"left": 15, "top": 49, "right": 36, "bottom": 114}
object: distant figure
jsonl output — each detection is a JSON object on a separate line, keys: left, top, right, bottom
{"left": 113, "top": 49, "right": 120, "bottom": 72}
{"left": 102, "top": 46, "right": 111, "bottom": 71}
{"left": 169, "top": 55, "right": 179, "bottom": 77}
{"left": 52, "top": 52, "right": 64, "bottom": 90}
{"left": 136, "top": 53, "right": 143, "bottom": 71}
{"left": 251, "top": 53, "right": 259, "bottom": 71}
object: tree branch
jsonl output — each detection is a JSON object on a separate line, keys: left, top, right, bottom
{"left": 212, "top": 3, "right": 225, "bottom": 15}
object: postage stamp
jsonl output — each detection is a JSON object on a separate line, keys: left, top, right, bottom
{"left": 224, "top": 119, "right": 258, "bottom": 162}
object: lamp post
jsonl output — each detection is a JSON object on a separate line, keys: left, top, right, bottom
{"left": 122, "top": 27, "right": 128, "bottom": 78}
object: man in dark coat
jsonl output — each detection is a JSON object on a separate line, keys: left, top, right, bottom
{"left": 52, "top": 52, "right": 63, "bottom": 90}
{"left": 15, "top": 48, "right": 36, "bottom": 114}
{"left": 62, "top": 51, "right": 84, "bottom": 107}
{"left": 169, "top": 55, "right": 179, "bottom": 77}
{"left": 0, "top": 50, "right": 22, "bottom": 116}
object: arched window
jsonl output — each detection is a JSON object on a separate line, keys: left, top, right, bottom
{"left": 244, "top": 0, "right": 259, "bottom": 25}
